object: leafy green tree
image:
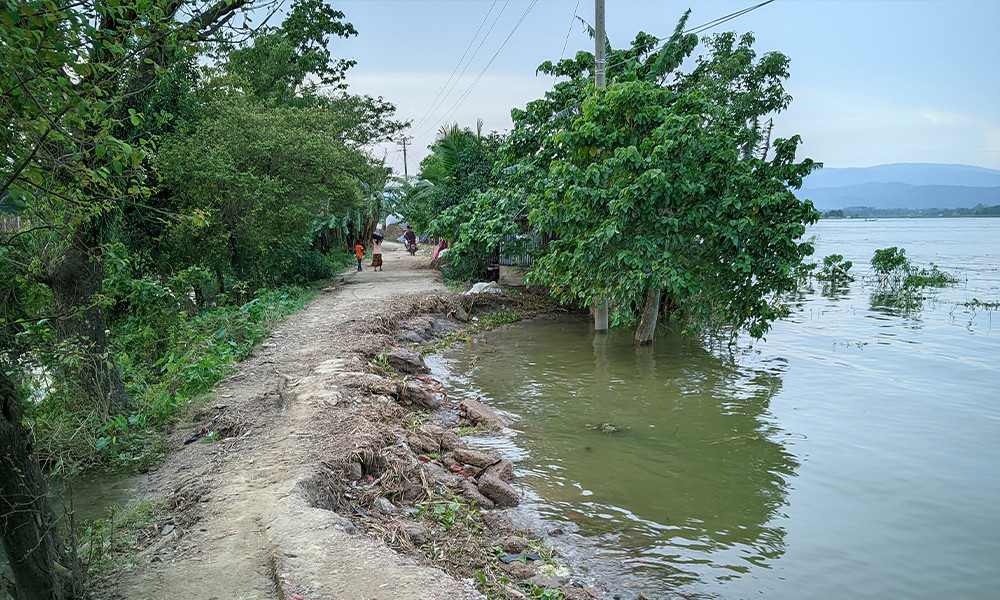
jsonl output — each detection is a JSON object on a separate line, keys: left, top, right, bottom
{"left": 1, "top": 1, "right": 371, "bottom": 595}
{"left": 222, "top": 0, "right": 358, "bottom": 105}
{"left": 153, "top": 97, "right": 394, "bottom": 295}
{"left": 1, "top": 241, "right": 82, "bottom": 597}
{"left": 404, "top": 122, "right": 501, "bottom": 238}
{"left": 1, "top": 0, "right": 292, "bottom": 416}
{"left": 477, "top": 16, "right": 817, "bottom": 343}
{"left": 146, "top": 3, "right": 405, "bottom": 291}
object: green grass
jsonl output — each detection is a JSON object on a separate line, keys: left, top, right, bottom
{"left": 29, "top": 285, "right": 317, "bottom": 474}
{"left": 80, "top": 498, "right": 167, "bottom": 575}
{"left": 421, "top": 306, "right": 522, "bottom": 355}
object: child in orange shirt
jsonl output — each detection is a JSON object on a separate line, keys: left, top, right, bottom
{"left": 354, "top": 241, "right": 364, "bottom": 271}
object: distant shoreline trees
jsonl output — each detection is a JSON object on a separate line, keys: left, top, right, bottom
{"left": 820, "top": 204, "right": 1000, "bottom": 218}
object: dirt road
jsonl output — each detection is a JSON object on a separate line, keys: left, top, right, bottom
{"left": 98, "top": 243, "right": 483, "bottom": 600}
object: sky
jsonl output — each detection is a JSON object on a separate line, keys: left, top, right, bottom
{"left": 327, "top": 0, "right": 1000, "bottom": 177}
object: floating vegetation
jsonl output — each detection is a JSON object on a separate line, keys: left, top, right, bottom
{"left": 962, "top": 298, "right": 1000, "bottom": 311}
{"left": 586, "top": 422, "right": 627, "bottom": 433}
{"left": 815, "top": 254, "right": 854, "bottom": 284}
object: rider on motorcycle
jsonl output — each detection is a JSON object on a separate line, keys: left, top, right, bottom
{"left": 403, "top": 224, "right": 417, "bottom": 255}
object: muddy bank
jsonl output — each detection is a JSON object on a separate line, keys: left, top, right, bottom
{"left": 87, "top": 245, "right": 604, "bottom": 600}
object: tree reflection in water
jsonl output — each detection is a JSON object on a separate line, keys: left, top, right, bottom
{"left": 436, "top": 314, "right": 798, "bottom": 593}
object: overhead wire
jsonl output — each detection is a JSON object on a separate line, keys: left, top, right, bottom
{"left": 601, "top": 0, "right": 776, "bottom": 75}
{"left": 688, "top": 0, "right": 775, "bottom": 35}
{"left": 555, "top": 0, "right": 582, "bottom": 85}
{"left": 411, "top": 1, "right": 511, "bottom": 139}
{"left": 413, "top": 0, "right": 539, "bottom": 141}
{"left": 408, "top": 0, "right": 775, "bottom": 152}
{"left": 410, "top": 0, "right": 505, "bottom": 133}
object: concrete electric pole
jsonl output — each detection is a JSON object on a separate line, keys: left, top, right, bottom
{"left": 593, "top": 0, "right": 609, "bottom": 332}
{"left": 595, "top": 0, "right": 606, "bottom": 89}
{"left": 396, "top": 136, "right": 413, "bottom": 179}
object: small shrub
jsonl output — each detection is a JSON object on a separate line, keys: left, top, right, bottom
{"left": 904, "top": 263, "right": 958, "bottom": 288}
{"left": 816, "top": 254, "right": 853, "bottom": 284}
{"left": 415, "top": 501, "right": 464, "bottom": 530}
{"left": 871, "top": 247, "right": 911, "bottom": 290}
{"left": 80, "top": 498, "right": 167, "bottom": 574}
{"left": 868, "top": 247, "right": 958, "bottom": 313}
{"left": 371, "top": 348, "right": 393, "bottom": 377}
{"left": 871, "top": 247, "right": 957, "bottom": 292}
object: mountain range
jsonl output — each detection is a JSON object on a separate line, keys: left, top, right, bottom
{"left": 798, "top": 163, "right": 1000, "bottom": 211}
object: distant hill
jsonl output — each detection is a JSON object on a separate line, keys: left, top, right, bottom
{"left": 798, "top": 163, "right": 1000, "bottom": 211}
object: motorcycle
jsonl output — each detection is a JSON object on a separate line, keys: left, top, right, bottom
{"left": 406, "top": 240, "right": 418, "bottom": 255}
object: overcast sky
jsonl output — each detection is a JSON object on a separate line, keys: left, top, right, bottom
{"left": 330, "top": 0, "right": 1000, "bottom": 177}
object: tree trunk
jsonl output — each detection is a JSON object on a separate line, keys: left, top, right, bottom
{"left": 634, "top": 288, "right": 662, "bottom": 346}
{"left": 0, "top": 371, "right": 81, "bottom": 600}
{"left": 44, "top": 225, "right": 131, "bottom": 416}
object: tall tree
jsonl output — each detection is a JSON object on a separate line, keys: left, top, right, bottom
{"left": 482, "top": 17, "right": 817, "bottom": 343}
{"left": 1, "top": 0, "right": 279, "bottom": 415}
{"left": 148, "top": 5, "right": 405, "bottom": 289}
{"left": 1, "top": 238, "right": 81, "bottom": 598}
{"left": 1, "top": 370, "right": 80, "bottom": 600}
{"left": 404, "top": 121, "right": 501, "bottom": 238}
{"left": 1, "top": 2, "right": 371, "bottom": 595}
{"left": 154, "top": 98, "right": 398, "bottom": 293}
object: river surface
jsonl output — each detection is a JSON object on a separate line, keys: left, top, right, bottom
{"left": 429, "top": 218, "right": 1000, "bottom": 599}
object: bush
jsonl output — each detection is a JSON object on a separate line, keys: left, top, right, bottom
{"left": 868, "top": 247, "right": 958, "bottom": 313}
{"left": 816, "top": 254, "right": 853, "bottom": 284}
{"left": 31, "top": 284, "right": 315, "bottom": 473}
{"left": 871, "top": 247, "right": 957, "bottom": 292}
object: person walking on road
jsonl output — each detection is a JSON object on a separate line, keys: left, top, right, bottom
{"left": 371, "top": 232, "right": 384, "bottom": 271}
{"left": 354, "top": 241, "right": 364, "bottom": 271}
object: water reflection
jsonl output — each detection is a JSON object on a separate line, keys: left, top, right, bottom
{"left": 819, "top": 280, "right": 851, "bottom": 300}
{"left": 433, "top": 316, "right": 799, "bottom": 592}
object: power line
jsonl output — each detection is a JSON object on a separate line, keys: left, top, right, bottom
{"left": 687, "top": 0, "right": 775, "bottom": 35}
{"left": 410, "top": 1, "right": 503, "bottom": 133}
{"left": 602, "top": 0, "right": 776, "bottom": 75}
{"left": 415, "top": 0, "right": 539, "bottom": 139}
{"left": 556, "top": 0, "right": 582, "bottom": 85}
{"left": 411, "top": 1, "right": 511, "bottom": 137}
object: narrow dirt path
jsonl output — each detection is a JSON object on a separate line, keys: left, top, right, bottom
{"left": 98, "top": 243, "right": 483, "bottom": 600}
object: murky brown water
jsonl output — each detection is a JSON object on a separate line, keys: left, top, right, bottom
{"left": 431, "top": 218, "right": 1000, "bottom": 599}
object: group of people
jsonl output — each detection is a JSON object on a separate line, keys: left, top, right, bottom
{"left": 353, "top": 224, "right": 417, "bottom": 272}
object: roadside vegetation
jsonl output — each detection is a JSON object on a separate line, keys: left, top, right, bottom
{"left": 2, "top": 0, "right": 399, "bottom": 595}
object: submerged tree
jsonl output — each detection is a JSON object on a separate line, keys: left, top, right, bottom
{"left": 483, "top": 15, "right": 818, "bottom": 343}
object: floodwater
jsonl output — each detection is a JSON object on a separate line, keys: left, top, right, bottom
{"left": 430, "top": 218, "right": 1000, "bottom": 599}
{"left": 0, "top": 475, "right": 136, "bottom": 579}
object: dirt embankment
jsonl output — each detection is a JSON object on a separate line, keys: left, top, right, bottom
{"left": 92, "top": 243, "right": 587, "bottom": 600}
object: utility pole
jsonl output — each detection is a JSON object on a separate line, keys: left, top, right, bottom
{"left": 396, "top": 136, "right": 413, "bottom": 179}
{"left": 593, "top": 0, "right": 609, "bottom": 332}
{"left": 595, "top": 0, "right": 606, "bottom": 89}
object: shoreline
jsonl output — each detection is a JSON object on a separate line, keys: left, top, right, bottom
{"left": 87, "top": 245, "right": 609, "bottom": 600}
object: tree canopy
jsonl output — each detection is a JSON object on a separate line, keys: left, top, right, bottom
{"left": 449, "top": 15, "right": 817, "bottom": 343}
{"left": 1, "top": 2, "right": 405, "bottom": 596}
